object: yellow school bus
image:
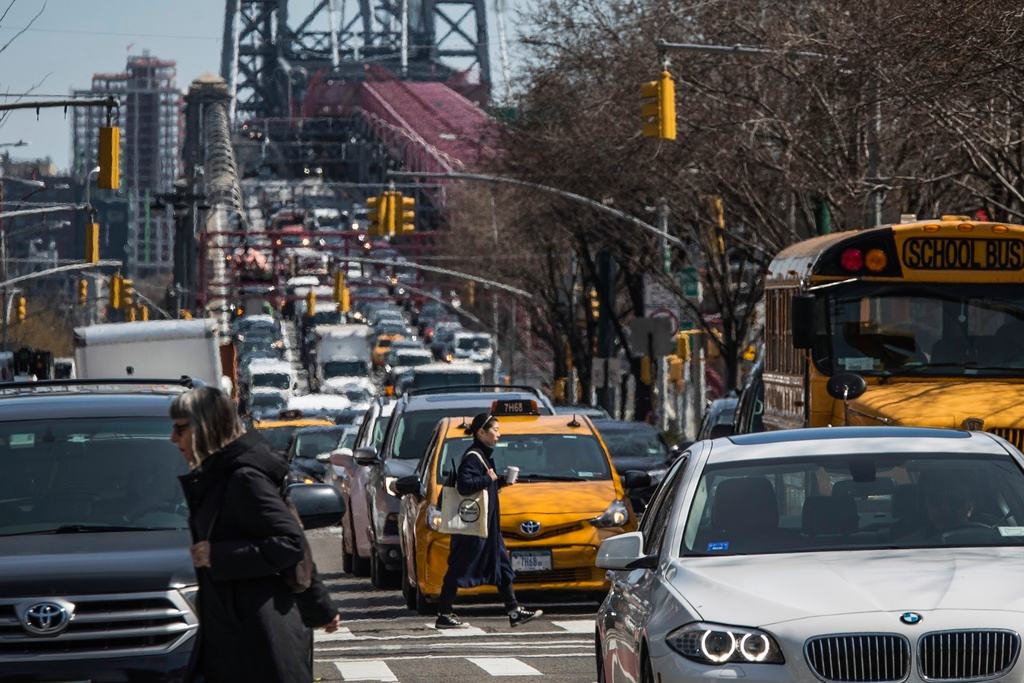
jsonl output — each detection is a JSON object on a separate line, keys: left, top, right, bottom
{"left": 763, "top": 216, "right": 1024, "bottom": 447}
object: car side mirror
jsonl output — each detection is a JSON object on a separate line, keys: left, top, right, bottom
{"left": 596, "top": 531, "right": 647, "bottom": 570}
{"left": 329, "top": 447, "right": 353, "bottom": 467}
{"left": 791, "top": 294, "right": 816, "bottom": 349}
{"left": 622, "top": 470, "right": 651, "bottom": 489}
{"left": 287, "top": 483, "right": 345, "bottom": 529}
{"left": 354, "top": 447, "right": 379, "bottom": 467}
{"left": 394, "top": 475, "right": 421, "bottom": 497}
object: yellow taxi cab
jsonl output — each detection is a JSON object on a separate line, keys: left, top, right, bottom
{"left": 371, "top": 334, "right": 403, "bottom": 368}
{"left": 395, "top": 399, "right": 641, "bottom": 614}
{"left": 251, "top": 408, "right": 335, "bottom": 453}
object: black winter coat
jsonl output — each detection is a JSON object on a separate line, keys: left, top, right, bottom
{"left": 444, "top": 441, "right": 515, "bottom": 588}
{"left": 179, "top": 431, "right": 329, "bottom": 683}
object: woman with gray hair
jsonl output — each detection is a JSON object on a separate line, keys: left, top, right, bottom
{"left": 171, "top": 386, "right": 339, "bottom": 683}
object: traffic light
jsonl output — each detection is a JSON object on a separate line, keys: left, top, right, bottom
{"left": 366, "top": 193, "right": 389, "bottom": 237}
{"left": 122, "top": 279, "right": 134, "bottom": 308}
{"left": 139, "top": 305, "right": 149, "bottom": 322}
{"left": 15, "top": 296, "right": 26, "bottom": 323}
{"left": 333, "top": 271, "right": 351, "bottom": 313}
{"left": 466, "top": 281, "right": 475, "bottom": 306}
{"left": 588, "top": 287, "right": 600, "bottom": 320}
{"left": 675, "top": 331, "right": 691, "bottom": 361}
{"left": 710, "top": 195, "right": 726, "bottom": 254}
{"left": 305, "top": 289, "right": 316, "bottom": 317}
{"left": 384, "top": 190, "right": 398, "bottom": 236}
{"left": 85, "top": 222, "right": 100, "bottom": 264}
{"left": 640, "top": 70, "right": 677, "bottom": 141}
{"left": 98, "top": 126, "right": 120, "bottom": 190}
{"left": 639, "top": 355, "right": 652, "bottom": 385}
{"left": 78, "top": 279, "right": 89, "bottom": 306}
{"left": 397, "top": 192, "right": 415, "bottom": 233}
{"left": 180, "top": 309, "right": 193, "bottom": 320}
{"left": 669, "top": 355, "right": 684, "bottom": 383}
{"left": 109, "top": 273, "right": 123, "bottom": 309}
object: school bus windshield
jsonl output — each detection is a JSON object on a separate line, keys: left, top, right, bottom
{"left": 813, "top": 283, "right": 1024, "bottom": 377}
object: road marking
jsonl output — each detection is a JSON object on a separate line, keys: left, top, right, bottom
{"left": 467, "top": 657, "right": 543, "bottom": 677}
{"left": 317, "top": 639, "right": 591, "bottom": 655}
{"left": 552, "top": 619, "right": 596, "bottom": 634}
{"left": 424, "top": 622, "right": 487, "bottom": 636}
{"left": 315, "top": 627, "right": 356, "bottom": 642}
{"left": 319, "top": 653, "right": 591, "bottom": 663}
{"left": 334, "top": 659, "right": 398, "bottom": 682}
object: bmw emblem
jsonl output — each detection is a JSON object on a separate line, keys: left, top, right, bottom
{"left": 900, "top": 612, "right": 923, "bottom": 626}
{"left": 520, "top": 520, "right": 541, "bottom": 536}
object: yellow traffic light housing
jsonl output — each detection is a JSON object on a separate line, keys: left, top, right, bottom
{"left": 366, "top": 193, "right": 390, "bottom": 237}
{"left": 466, "top": 281, "right": 475, "bottom": 306}
{"left": 98, "top": 126, "right": 121, "bottom": 190}
{"left": 15, "top": 296, "right": 26, "bottom": 323}
{"left": 305, "top": 289, "right": 316, "bottom": 317}
{"left": 78, "top": 279, "right": 89, "bottom": 306}
{"left": 139, "top": 305, "right": 149, "bottom": 321}
{"left": 640, "top": 71, "right": 677, "bottom": 141}
{"left": 333, "top": 271, "right": 345, "bottom": 304}
{"left": 85, "top": 222, "right": 100, "bottom": 264}
{"left": 640, "top": 355, "right": 652, "bottom": 385}
{"left": 398, "top": 193, "right": 415, "bottom": 233}
{"left": 121, "top": 279, "right": 134, "bottom": 308}
{"left": 384, "top": 190, "right": 398, "bottom": 236}
{"left": 109, "top": 273, "right": 123, "bottom": 310}
{"left": 589, "top": 287, "right": 600, "bottom": 320}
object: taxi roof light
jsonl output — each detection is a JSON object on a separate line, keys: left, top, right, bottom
{"left": 489, "top": 399, "right": 540, "bottom": 417}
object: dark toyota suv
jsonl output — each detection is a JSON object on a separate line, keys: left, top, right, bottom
{"left": 0, "top": 379, "right": 199, "bottom": 681}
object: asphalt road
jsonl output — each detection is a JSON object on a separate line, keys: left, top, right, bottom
{"left": 309, "top": 528, "right": 599, "bottom": 683}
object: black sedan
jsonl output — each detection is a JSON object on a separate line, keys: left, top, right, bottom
{"left": 591, "top": 419, "right": 675, "bottom": 514}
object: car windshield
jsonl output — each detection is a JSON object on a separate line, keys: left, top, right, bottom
{"left": 389, "top": 408, "right": 471, "bottom": 460}
{"left": 396, "top": 354, "right": 431, "bottom": 367}
{"left": 411, "top": 372, "right": 482, "bottom": 391}
{"left": 598, "top": 427, "right": 668, "bottom": 459}
{"left": 0, "top": 417, "right": 189, "bottom": 535}
{"left": 258, "top": 426, "right": 297, "bottom": 452}
{"left": 456, "top": 337, "right": 490, "bottom": 351}
{"left": 682, "top": 452, "right": 1024, "bottom": 556}
{"left": 295, "top": 430, "right": 343, "bottom": 457}
{"left": 324, "top": 360, "right": 365, "bottom": 377}
{"left": 252, "top": 373, "right": 290, "bottom": 389}
{"left": 437, "top": 435, "right": 611, "bottom": 482}
{"left": 817, "top": 284, "right": 1024, "bottom": 376}
{"left": 251, "top": 393, "right": 285, "bottom": 408}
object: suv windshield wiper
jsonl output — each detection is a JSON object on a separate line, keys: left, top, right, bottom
{"left": 0, "top": 524, "right": 183, "bottom": 537}
{"left": 518, "top": 473, "right": 588, "bottom": 482}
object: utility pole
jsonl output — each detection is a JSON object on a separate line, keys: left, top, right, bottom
{"left": 657, "top": 197, "right": 671, "bottom": 431}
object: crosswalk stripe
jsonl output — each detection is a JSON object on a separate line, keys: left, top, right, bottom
{"left": 424, "top": 622, "right": 488, "bottom": 636}
{"left": 334, "top": 659, "right": 398, "bottom": 682}
{"left": 467, "top": 657, "right": 543, "bottom": 677}
{"left": 315, "top": 626, "right": 356, "bottom": 642}
{"left": 552, "top": 619, "right": 596, "bottom": 634}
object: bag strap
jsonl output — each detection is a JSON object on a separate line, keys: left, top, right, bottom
{"left": 446, "top": 448, "right": 489, "bottom": 487}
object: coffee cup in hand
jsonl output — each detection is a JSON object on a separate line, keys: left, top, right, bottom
{"left": 505, "top": 466, "right": 520, "bottom": 484}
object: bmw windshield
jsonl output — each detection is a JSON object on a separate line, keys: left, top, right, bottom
{"left": 683, "top": 452, "right": 1024, "bottom": 556}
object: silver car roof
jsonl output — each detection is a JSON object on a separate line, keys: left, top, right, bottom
{"left": 707, "top": 427, "right": 1006, "bottom": 465}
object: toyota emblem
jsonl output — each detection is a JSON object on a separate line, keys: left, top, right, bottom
{"left": 520, "top": 520, "right": 541, "bottom": 535}
{"left": 22, "top": 601, "right": 71, "bottom": 635}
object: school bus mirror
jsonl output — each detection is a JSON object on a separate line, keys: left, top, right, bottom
{"left": 791, "top": 294, "right": 817, "bottom": 349}
{"left": 826, "top": 372, "right": 868, "bottom": 402}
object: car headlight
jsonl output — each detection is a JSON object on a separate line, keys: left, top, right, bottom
{"left": 427, "top": 505, "right": 442, "bottom": 531}
{"left": 385, "top": 475, "right": 398, "bottom": 496}
{"left": 648, "top": 468, "right": 668, "bottom": 485}
{"left": 178, "top": 585, "right": 199, "bottom": 615}
{"left": 590, "top": 499, "right": 628, "bottom": 528}
{"left": 666, "top": 623, "right": 785, "bottom": 665}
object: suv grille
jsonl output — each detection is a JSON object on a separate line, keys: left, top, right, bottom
{"left": 0, "top": 591, "right": 197, "bottom": 662}
{"left": 805, "top": 634, "right": 910, "bottom": 682}
{"left": 919, "top": 630, "right": 1020, "bottom": 681}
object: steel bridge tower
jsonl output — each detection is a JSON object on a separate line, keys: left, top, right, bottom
{"left": 220, "top": 0, "right": 491, "bottom": 120}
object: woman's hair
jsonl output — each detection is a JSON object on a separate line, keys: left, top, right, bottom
{"left": 170, "top": 386, "right": 242, "bottom": 462}
{"left": 468, "top": 411, "right": 495, "bottom": 437}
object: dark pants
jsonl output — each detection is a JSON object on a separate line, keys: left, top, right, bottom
{"left": 437, "top": 572, "right": 517, "bottom": 615}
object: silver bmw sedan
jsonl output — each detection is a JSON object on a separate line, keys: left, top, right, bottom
{"left": 596, "top": 426, "right": 1024, "bottom": 683}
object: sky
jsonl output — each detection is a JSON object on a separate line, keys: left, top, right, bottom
{"left": 0, "top": 0, "right": 532, "bottom": 172}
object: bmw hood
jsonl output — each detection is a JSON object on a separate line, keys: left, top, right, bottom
{"left": 669, "top": 547, "right": 1024, "bottom": 626}
{"left": 0, "top": 529, "right": 195, "bottom": 596}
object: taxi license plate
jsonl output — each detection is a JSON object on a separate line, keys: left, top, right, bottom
{"left": 511, "top": 550, "right": 551, "bottom": 572}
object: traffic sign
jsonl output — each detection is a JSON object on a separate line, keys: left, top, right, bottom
{"left": 628, "top": 316, "right": 674, "bottom": 357}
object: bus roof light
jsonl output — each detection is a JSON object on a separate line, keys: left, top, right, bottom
{"left": 957, "top": 223, "right": 975, "bottom": 232}
{"left": 923, "top": 224, "right": 941, "bottom": 232}
{"left": 840, "top": 248, "right": 864, "bottom": 272}
{"left": 993, "top": 224, "right": 1009, "bottom": 233}
{"left": 865, "top": 249, "right": 888, "bottom": 272}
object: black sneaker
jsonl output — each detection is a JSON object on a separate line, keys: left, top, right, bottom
{"left": 509, "top": 607, "right": 543, "bottom": 628}
{"left": 435, "top": 613, "right": 467, "bottom": 629}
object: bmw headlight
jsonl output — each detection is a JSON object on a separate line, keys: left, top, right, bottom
{"left": 666, "top": 623, "right": 785, "bottom": 665}
{"left": 427, "top": 505, "right": 443, "bottom": 531}
{"left": 589, "top": 499, "right": 628, "bottom": 528}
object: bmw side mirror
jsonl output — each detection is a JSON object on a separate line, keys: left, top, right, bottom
{"left": 596, "top": 531, "right": 646, "bottom": 570}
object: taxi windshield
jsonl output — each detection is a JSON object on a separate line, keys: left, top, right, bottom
{"left": 437, "top": 435, "right": 612, "bottom": 483}
{"left": 815, "top": 284, "right": 1024, "bottom": 376}
{"left": 682, "top": 452, "right": 1024, "bottom": 556}
{"left": 0, "top": 417, "right": 189, "bottom": 536}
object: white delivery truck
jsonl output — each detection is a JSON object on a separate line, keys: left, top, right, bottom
{"left": 312, "top": 324, "right": 372, "bottom": 390}
{"left": 74, "top": 319, "right": 227, "bottom": 389}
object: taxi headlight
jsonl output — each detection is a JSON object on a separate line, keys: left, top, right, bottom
{"left": 590, "top": 499, "right": 628, "bottom": 528}
{"left": 666, "top": 622, "right": 785, "bottom": 665}
{"left": 427, "top": 505, "right": 443, "bottom": 531}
